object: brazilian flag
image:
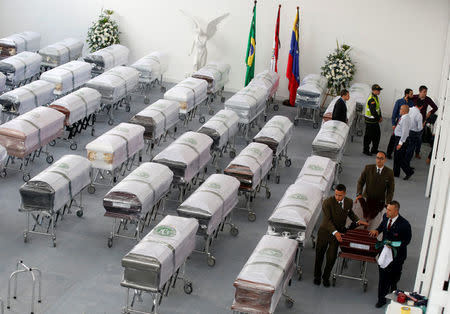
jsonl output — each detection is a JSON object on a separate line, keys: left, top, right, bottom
{"left": 245, "top": 2, "right": 256, "bottom": 86}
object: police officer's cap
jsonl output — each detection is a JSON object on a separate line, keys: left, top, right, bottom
{"left": 371, "top": 84, "right": 383, "bottom": 91}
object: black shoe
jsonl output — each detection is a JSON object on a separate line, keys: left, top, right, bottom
{"left": 363, "top": 151, "right": 372, "bottom": 156}
{"left": 375, "top": 300, "right": 386, "bottom": 308}
{"left": 313, "top": 278, "right": 321, "bottom": 286}
{"left": 404, "top": 171, "right": 415, "bottom": 180}
{"left": 322, "top": 279, "right": 330, "bottom": 287}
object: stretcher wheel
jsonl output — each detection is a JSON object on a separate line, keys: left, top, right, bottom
{"left": 221, "top": 96, "right": 226, "bottom": 103}
{"left": 230, "top": 227, "right": 239, "bottom": 237}
{"left": 266, "top": 190, "right": 271, "bottom": 199}
{"left": 183, "top": 282, "right": 193, "bottom": 295}
{"left": 332, "top": 277, "right": 336, "bottom": 286}
{"left": 107, "top": 237, "right": 113, "bottom": 248}
{"left": 208, "top": 109, "right": 215, "bottom": 116}
{"left": 294, "top": 118, "right": 299, "bottom": 126}
{"left": 23, "top": 234, "right": 28, "bottom": 243}
{"left": 338, "top": 165, "right": 343, "bottom": 174}
{"left": 248, "top": 212, "right": 256, "bottom": 222}
{"left": 108, "top": 119, "right": 114, "bottom": 126}
{"left": 363, "top": 281, "right": 368, "bottom": 292}
{"left": 70, "top": 143, "right": 77, "bottom": 151}
{"left": 285, "top": 298, "right": 294, "bottom": 309}
{"left": 297, "top": 269, "right": 303, "bottom": 281}
{"left": 199, "top": 116, "right": 206, "bottom": 124}
{"left": 48, "top": 140, "right": 56, "bottom": 147}
{"left": 76, "top": 210, "right": 83, "bottom": 218}
{"left": 285, "top": 159, "right": 292, "bottom": 167}
{"left": 46, "top": 155, "right": 54, "bottom": 164}
{"left": 264, "top": 114, "right": 267, "bottom": 122}
{"left": 125, "top": 105, "right": 131, "bottom": 112}
{"left": 273, "top": 104, "right": 279, "bottom": 111}
{"left": 88, "top": 185, "right": 96, "bottom": 194}
{"left": 160, "top": 86, "right": 166, "bottom": 93}
{"left": 357, "top": 130, "right": 363, "bottom": 136}
{"left": 229, "top": 150, "right": 236, "bottom": 158}
{"left": 0, "top": 169, "right": 6, "bottom": 178}
{"left": 144, "top": 97, "right": 150, "bottom": 105}
{"left": 23, "top": 173, "right": 31, "bottom": 182}
{"left": 276, "top": 176, "right": 280, "bottom": 184}
{"left": 52, "top": 238, "right": 56, "bottom": 247}
{"left": 207, "top": 256, "right": 216, "bottom": 267}
{"left": 91, "top": 129, "right": 95, "bottom": 137}
{"left": 313, "top": 122, "right": 319, "bottom": 129}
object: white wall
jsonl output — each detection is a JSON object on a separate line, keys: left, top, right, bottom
{"left": 0, "top": 0, "right": 448, "bottom": 114}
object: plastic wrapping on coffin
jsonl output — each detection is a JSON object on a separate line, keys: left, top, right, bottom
{"left": 164, "top": 77, "right": 208, "bottom": 114}
{"left": 83, "top": 44, "right": 129, "bottom": 75}
{"left": 197, "top": 109, "right": 239, "bottom": 149}
{"left": 39, "top": 38, "right": 84, "bottom": 68}
{"left": 0, "top": 31, "right": 41, "bottom": 59}
{"left": 253, "top": 115, "right": 293, "bottom": 155}
{"left": 40, "top": 61, "right": 92, "bottom": 95}
{"left": 0, "top": 51, "right": 42, "bottom": 85}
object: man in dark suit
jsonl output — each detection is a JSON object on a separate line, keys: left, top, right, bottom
{"left": 314, "top": 184, "right": 368, "bottom": 287}
{"left": 357, "top": 151, "right": 395, "bottom": 221}
{"left": 332, "top": 89, "right": 350, "bottom": 123}
{"left": 369, "top": 201, "right": 412, "bottom": 308}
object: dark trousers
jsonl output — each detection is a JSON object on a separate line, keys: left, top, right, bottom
{"left": 314, "top": 228, "right": 339, "bottom": 281}
{"left": 378, "top": 259, "right": 404, "bottom": 302}
{"left": 393, "top": 136, "right": 413, "bottom": 176}
{"left": 406, "top": 130, "right": 422, "bottom": 163}
{"left": 386, "top": 133, "right": 396, "bottom": 158}
{"left": 364, "top": 122, "right": 381, "bottom": 154}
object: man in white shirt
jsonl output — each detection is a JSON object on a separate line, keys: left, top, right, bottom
{"left": 406, "top": 100, "right": 424, "bottom": 165}
{"left": 393, "top": 105, "right": 414, "bottom": 180}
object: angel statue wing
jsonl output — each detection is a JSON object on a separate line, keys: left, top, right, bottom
{"left": 206, "top": 13, "right": 230, "bottom": 39}
{"left": 179, "top": 9, "right": 201, "bottom": 32}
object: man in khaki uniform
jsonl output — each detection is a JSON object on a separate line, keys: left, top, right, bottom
{"left": 314, "top": 184, "right": 368, "bottom": 287}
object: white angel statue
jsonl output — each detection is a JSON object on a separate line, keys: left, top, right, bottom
{"left": 180, "top": 10, "right": 229, "bottom": 71}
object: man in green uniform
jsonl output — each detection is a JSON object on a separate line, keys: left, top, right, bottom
{"left": 314, "top": 184, "right": 368, "bottom": 287}
{"left": 363, "top": 84, "right": 383, "bottom": 156}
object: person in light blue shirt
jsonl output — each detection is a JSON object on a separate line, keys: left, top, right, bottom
{"left": 393, "top": 105, "right": 414, "bottom": 180}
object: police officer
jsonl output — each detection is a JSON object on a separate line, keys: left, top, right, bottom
{"left": 363, "top": 84, "right": 383, "bottom": 156}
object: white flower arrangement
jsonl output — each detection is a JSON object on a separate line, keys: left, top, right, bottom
{"left": 87, "top": 9, "right": 120, "bottom": 52}
{"left": 321, "top": 41, "right": 356, "bottom": 94}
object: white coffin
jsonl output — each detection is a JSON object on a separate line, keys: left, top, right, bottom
{"left": 0, "top": 80, "right": 55, "bottom": 115}
{"left": 295, "top": 155, "right": 336, "bottom": 196}
{"left": 224, "top": 85, "right": 267, "bottom": 124}
{"left": 0, "top": 144, "right": 6, "bottom": 166}
{"left": 297, "top": 74, "right": 328, "bottom": 98}
{"left": 85, "top": 66, "right": 139, "bottom": 104}
{"left": 312, "top": 120, "right": 349, "bottom": 161}
{"left": 0, "top": 31, "right": 41, "bottom": 55}
{"left": 191, "top": 61, "right": 230, "bottom": 93}
{"left": 104, "top": 162, "right": 173, "bottom": 216}
{"left": 349, "top": 83, "right": 371, "bottom": 109}
{"left": 20, "top": 155, "right": 91, "bottom": 212}
{"left": 122, "top": 215, "right": 198, "bottom": 290}
{"left": 253, "top": 115, "right": 293, "bottom": 155}
{"left": 197, "top": 109, "right": 239, "bottom": 149}
{"left": 153, "top": 131, "right": 212, "bottom": 183}
{"left": 83, "top": 44, "right": 129, "bottom": 75}
{"left": 177, "top": 174, "right": 240, "bottom": 235}
{"left": 232, "top": 235, "right": 297, "bottom": 314}
{"left": 130, "top": 51, "right": 168, "bottom": 84}
{"left": 39, "top": 38, "right": 84, "bottom": 68}
{"left": 0, "top": 51, "right": 42, "bottom": 85}
{"left": 249, "top": 70, "right": 280, "bottom": 99}
{"left": 40, "top": 61, "right": 92, "bottom": 95}
{"left": 49, "top": 87, "right": 101, "bottom": 126}
{"left": 86, "top": 122, "right": 144, "bottom": 171}
{"left": 0, "top": 106, "right": 64, "bottom": 157}
{"left": 0, "top": 72, "right": 5, "bottom": 94}
{"left": 129, "top": 99, "right": 179, "bottom": 140}
{"left": 164, "top": 77, "right": 207, "bottom": 114}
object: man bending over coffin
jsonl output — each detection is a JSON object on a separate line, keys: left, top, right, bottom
{"left": 314, "top": 184, "right": 368, "bottom": 287}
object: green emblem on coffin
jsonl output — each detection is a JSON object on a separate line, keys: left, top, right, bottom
{"left": 134, "top": 171, "right": 149, "bottom": 179}
{"left": 308, "top": 164, "right": 324, "bottom": 171}
{"left": 214, "top": 114, "right": 227, "bottom": 119}
{"left": 57, "top": 162, "right": 70, "bottom": 169}
{"left": 248, "top": 147, "right": 262, "bottom": 156}
{"left": 154, "top": 225, "right": 176, "bottom": 237}
{"left": 30, "top": 112, "right": 40, "bottom": 119}
{"left": 182, "top": 137, "right": 197, "bottom": 145}
{"left": 206, "top": 182, "right": 221, "bottom": 189}
{"left": 116, "top": 127, "right": 129, "bottom": 133}
{"left": 259, "top": 248, "right": 283, "bottom": 258}
{"left": 269, "top": 120, "right": 285, "bottom": 129}
{"left": 288, "top": 193, "right": 308, "bottom": 201}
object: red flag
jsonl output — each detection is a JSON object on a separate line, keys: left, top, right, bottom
{"left": 270, "top": 5, "right": 281, "bottom": 72}
{"left": 286, "top": 7, "right": 300, "bottom": 106}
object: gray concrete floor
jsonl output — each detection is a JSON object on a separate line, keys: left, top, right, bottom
{"left": 0, "top": 86, "right": 430, "bottom": 314}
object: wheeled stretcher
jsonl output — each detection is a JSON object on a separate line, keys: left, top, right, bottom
{"left": 103, "top": 162, "right": 173, "bottom": 247}
{"left": 85, "top": 65, "right": 139, "bottom": 125}
{"left": 40, "top": 60, "right": 92, "bottom": 96}
{"left": 130, "top": 51, "right": 168, "bottom": 103}
{"left": 176, "top": 174, "right": 240, "bottom": 266}
{"left": 0, "top": 79, "right": 55, "bottom": 122}
{"left": 164, "top": 77, "right": 208, "bottom": 125}
{"left": 153, "top": 131, "right": 212, "bottom": 202}
{"left": 38, "top": 38, "right": 84, "bottom": 70}
{"left": 0, "top": 31, "right": 40, "bottom": 59}
{"left": 294, "top": 74, "right": 328, "bottom": 128}
{"left": 129, "top": 99, "right": 179, "bottom": 158}
{"left": 48, "top": 87, "right": 102, "bottom": 150}
{"left": 295, "top": 155, "right": 337, "bottom": 196}
{"left": 83, "top": 44, "right": 129, "bottom": 76}
{"left": 224, "top": 142, "right": 273, "bottom": 221}
{"left": 19, "top": 155, "right": 91, "bottom": 246}
{"left": 231, "top": 235, "right": 297, "bottom": 314}
{"left": 0, "top": 106, "right": 64, "bottom": 181}
{"left": 253, "top": 115, "right": 293, "bottom": 184}
{"left": 86, "top": 122, "right": 144, "bottom": 192}
{"left": 349, "top": 83, "right": 371, "bottom": 137}
{"left": 0, "top": 51, "right": 42, "bottom": 89}
{"left": 121, "top": 215, "right": 198, "bottom": 314}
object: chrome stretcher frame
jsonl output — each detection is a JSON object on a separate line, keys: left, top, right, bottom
{"left": 132, "top": 72, "right": 166, "bottom": 105}
{"left": 236, "top": 172, "right": 271, "bottom": 222}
